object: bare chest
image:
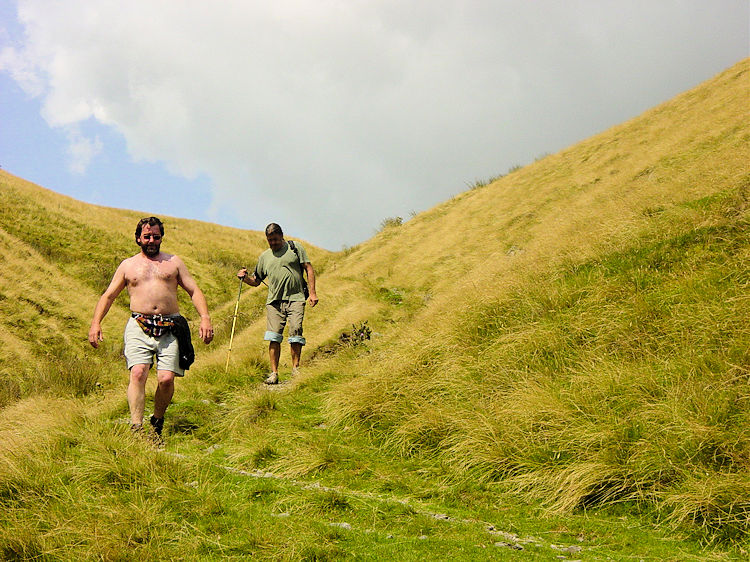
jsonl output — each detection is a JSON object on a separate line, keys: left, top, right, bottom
{"left": 126, "top": 260, "right": 179, "bottom": 287}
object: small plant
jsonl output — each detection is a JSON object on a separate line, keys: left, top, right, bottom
{"left": 642, "top": 206, "right": 666, "bottom": 217}
{"left": 376, "top": 287, "right": 404, "bottom": 305}
{"left": 467, "top": 173, "right": 505, "bottom": 190}
{"left": 338, "top": 321, "right": 371, "bottom": 345}
{"left": 308, "top": 322, "right": 372, "bottom": 360}
{"left": 340, "top": 244, "right": 358, "bottom": 257}
{"left": 251, "top": 444, "right": 279, "bottom": 468}
{"left": 379, "top": 216, "right": 403, "bottom": 230}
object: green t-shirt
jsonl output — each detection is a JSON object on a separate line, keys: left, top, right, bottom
{"left": 254, "top": 241, "right": 309, "bottom": 304}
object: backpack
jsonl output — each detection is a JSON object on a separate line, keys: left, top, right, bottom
{"left": 288, "top": 240, "right": 310, "bottom": 299}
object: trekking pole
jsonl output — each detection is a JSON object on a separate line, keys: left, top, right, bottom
{"left": 225, "top": 274, "right": 244, "bottom": 373}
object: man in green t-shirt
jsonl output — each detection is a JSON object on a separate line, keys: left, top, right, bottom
{"left": 238, "top": 223, "right": 318, "bottom": 384}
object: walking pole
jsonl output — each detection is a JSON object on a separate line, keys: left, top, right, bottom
{"left": 225, "top": 275, "right": 244, "bottom": 372}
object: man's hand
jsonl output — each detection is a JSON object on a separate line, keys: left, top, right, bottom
{"left": 199, "top": 317, "right": 214, "bottom": 344}
{"left": 304, "top": 262, "right": 318, "bottom": 307}
{"left": 88, "top": 323, "right": 103, "bottom": 348}
{"left": 237, "top": 267, "right": 261, "bottom": 287}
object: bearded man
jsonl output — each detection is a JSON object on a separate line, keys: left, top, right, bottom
{"left": 89, "top": 216, "right": 213, "bottom": 441}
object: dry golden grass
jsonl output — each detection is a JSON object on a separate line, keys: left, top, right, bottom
{"left": 0, "top": 59, "right": 747, "bottom": 553}
{"left": 321, "top": 59, "right": 750, "bottom": 540}
{"left": 328, "top": 60, "right": 748, "bottom": 297}
{"left": 0, "top": 396, "right": 84, "bottom": 458}
{"left": 0, "top": 168, "right": 332, "bottom": 391}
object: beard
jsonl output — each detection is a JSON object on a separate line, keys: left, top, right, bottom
{"left": 139, "top": 242, "right": 160, "bottom": 257}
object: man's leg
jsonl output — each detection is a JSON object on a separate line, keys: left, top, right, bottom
{"left": 288, "top": 301, "right": 306, "bottom": 376}
{"left": 123, "top": 318, "right": 154, "bottom": 428}
{"left": 148, "top": 369, "right": 176, "bottom": 440}
{"left": 127, "top": 364, "right": 150, "bottom": 426}
{"left": 150, "top": 327, "right": 184, "bottom": 438}
{"left": 290, "top": 343, "right": 302, "bottom": 370}
{"left": 264, "top": 302, "right": 286, "bottom": 384}
{"left": 269, "top": 341, "right": 281, "bottom": 374}
{"left": 153, "top": 369, "right": 176, "bottom": 418}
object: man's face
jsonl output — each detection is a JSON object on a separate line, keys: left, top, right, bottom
{"left": 138, "top": 224, "right": 163, "bottom": 257}
{"left": 266, "top": 232, "right": 284, "bottom": 252}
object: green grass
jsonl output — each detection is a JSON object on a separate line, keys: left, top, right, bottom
{"left": 325, "top": 190, "right": 750, "bottom": 546}
{"left": 1, "top": 60, "right": 749, "bottom": 559}
{"left": 2, "top": 369, "right": 739, "bottom": 560}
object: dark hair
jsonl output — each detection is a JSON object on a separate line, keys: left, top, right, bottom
{"left": 135, "top": 217, "right": 164, "bottom": 240}
{"left": 265, "top": 223, "right": 283, "bottom": 237}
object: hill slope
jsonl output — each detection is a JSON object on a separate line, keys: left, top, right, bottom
{"left": 318, "top": 58, "right": 749, "bottom": 540}
{"left": 0, "top": 59, "right": 747, "bottom": 558}
{"left": 0, "top": 172, "right": 330, "bottom": 405}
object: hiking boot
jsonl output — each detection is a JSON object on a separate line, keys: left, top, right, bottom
{"left": 149, "top": 415, "right": 164, "bottom": 436}
{"left": 148, "top": 430, "right": 165, "bottom": 448}
{"left": 264, "top": 372, "right": 279, "bottom": 385}
{"left": 291, "top": 366, "right": 300, "bottom": 377}
{"left": 147, "top": 415, "right": 165, "bottom": 447}
{"left": 130, "top": 423, "right": 144, "bottom": 434}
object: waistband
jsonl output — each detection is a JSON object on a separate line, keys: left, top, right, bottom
{"left": 131, "top": 312, "right": 181, "bottom": 320}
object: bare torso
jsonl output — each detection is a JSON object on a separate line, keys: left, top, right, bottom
{"left": 122, "top": 252, "right": 182, "bottom": 315}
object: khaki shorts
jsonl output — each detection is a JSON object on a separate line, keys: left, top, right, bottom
{"left": 123, "top": 317, "right": 184, "bottom": 376}
{"left": 265, "top": 300, "right": 306, "bottom": 345}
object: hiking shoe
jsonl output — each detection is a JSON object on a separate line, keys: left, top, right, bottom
{"left": 291, "top": 366, "right": 300, "bottom": 377}
{"left": 264, "top": 372, "right": 279, "bottom": 385}
{"left": 130, "top": 423, "right": 144, "bottom": 434}
{"left": 149, "top": 415, "right": 164, "bottom": 436}
{"left": 148, "top": 430, "right": 165, "bottom": 448}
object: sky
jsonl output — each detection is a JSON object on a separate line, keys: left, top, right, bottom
{"left": 1, "top": 1, "right": 748, "bottom": 250}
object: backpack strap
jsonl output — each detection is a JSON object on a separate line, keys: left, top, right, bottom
{"left": 288, "top": 240, "right": 299, "bottom": 261}
{"left": 288, "top": 240, "right": 309, "bottom": 297}
{"left": 290, "top": 240, "right": 309, "bottom": 265}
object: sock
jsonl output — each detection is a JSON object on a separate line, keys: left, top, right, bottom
{"left": 149, "top": 415, "right": 164, "bottom": 435}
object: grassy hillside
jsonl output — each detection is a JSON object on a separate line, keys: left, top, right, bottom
{"left": 0, "top": 59, "right": 748, "bottom": 559}
{"left": 0, "top": 173, "right": 330, "bottom": 405}
{"left": 322, "top": 59, "right": 749, "bottom": 541}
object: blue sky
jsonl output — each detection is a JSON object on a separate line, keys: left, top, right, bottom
{"left": 1, "top": 72, "right": 212, "bottom": 219}
{"left": 1, "top": 1, "right": 748, "bottom": 250}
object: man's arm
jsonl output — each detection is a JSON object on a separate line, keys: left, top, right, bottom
{"left": 237, "top": 267, "right": 262, "bottom": 287}
{"left": 88, "top": 263, "right": 127, "bottom": 348}
{"left": 305, "top": 262, "right": 318, "bottom": 307}
{"left": 176, "top": 257, "right": 214, "bottom": 344}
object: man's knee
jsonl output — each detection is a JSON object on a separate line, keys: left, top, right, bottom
{"left": 156, "top": 370, "right": 176, "bottom": 385}
{"left": 130, "top": 364, "right": 150, "bottom": 384}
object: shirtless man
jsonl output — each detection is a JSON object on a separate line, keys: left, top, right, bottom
{"left": 89, "top": 216, "right": 213, "bottom": 439}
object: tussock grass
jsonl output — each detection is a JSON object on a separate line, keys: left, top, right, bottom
{"left": 328, "top": 192, "right": 750, "bottom": 541}
{"left": 663, "top": 472, "right": 750, "bottom": 543}
{"left": 220, "top": 387, "right": 279, "bottom": 436}
{"left": 0, "top": 60, "right": 748, "bottom": 557}
{"left": 324, "top": 60, "right": 750, "bottom": 545}
{"left": 270, "top": 441, "right": 347, "bottom": 478}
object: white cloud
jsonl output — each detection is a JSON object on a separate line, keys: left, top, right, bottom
{"left": 65, "top": 126, "right": 102, "bottom": 175}
{"left": 0, "top": 44, "right": 44, "bottom": 96}
{"left": 2, "top": 0, "right": 748, "bottom": 248}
